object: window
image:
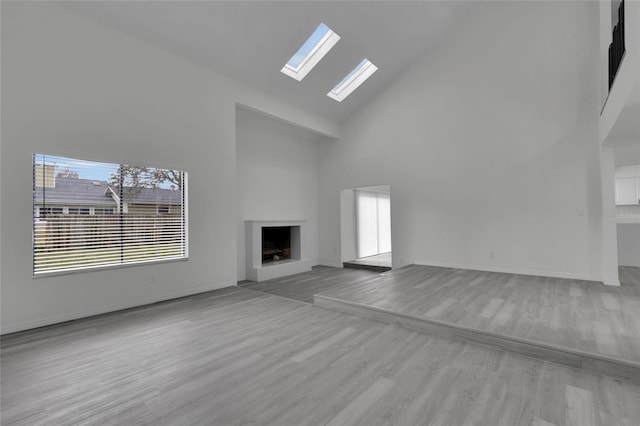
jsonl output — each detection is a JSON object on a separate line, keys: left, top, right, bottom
{"left": 327, "top": 59, "right": 378, "bottom": 102}
{"left": 33, "top": 154, "right": 188, "bottom": 275}
{"left": 38, "top": 206, "right": 63, "bottom": 218}
{"left": 281, "top": 23, "right": 341, "bottom": 82}
{"left": 356, "top": 190, "right": 391, "bottom": 258}
{"left": 68, "top": 207, "right": 90, "bottom": 215}
{"left": 94, "top": 208, "right": 114, "bottom": 215}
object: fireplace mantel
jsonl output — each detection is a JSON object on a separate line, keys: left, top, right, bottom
{"left": 245, "top": 220, "right": 311, "bottom": 281}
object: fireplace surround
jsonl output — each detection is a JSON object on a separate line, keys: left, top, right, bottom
{"left": 245, "top": 220, "right": 311, "bottom": 281}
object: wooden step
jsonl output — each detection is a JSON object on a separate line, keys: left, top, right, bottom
{"left": 314, "top": 293, "right": 640, "bottom": 385}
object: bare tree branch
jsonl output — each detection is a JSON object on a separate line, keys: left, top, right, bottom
{"left": 56, "top": 167, "right": 79, "bottom": 179}
{"left": 110, "top": 165, "right": 182, "bottom": 202}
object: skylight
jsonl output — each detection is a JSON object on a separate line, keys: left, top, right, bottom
{"left": 327, "top": 59, "right": 378, "bottom": 102}
{"left": 281, "top": 23, "right": 341, "bottom": 82}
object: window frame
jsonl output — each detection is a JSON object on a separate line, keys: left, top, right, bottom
{"left": 280, "top": 23, "right": 341, "bottom": 82}
{"left": 327, "top": 59, "right": 378, "bottom": 102}
{"left": 32, "top": 153, "right": 189, "bottom": 277}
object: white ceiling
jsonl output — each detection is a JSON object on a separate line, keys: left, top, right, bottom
{"left": 61, "top": 1, "right": 480, "bottom": 124}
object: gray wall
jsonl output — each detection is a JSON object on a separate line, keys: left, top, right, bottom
{"left": 617, "top": 224, "right": 640, "bottom": 267}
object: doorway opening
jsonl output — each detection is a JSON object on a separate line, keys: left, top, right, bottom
{"left": 340, "top": 185, "right": 392, "bottom": 272}
{"left": 613, "top": 163, "right": 640, "bottom": 269}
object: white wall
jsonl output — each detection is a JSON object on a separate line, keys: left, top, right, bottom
{"left": 318, "top": 1, "right": 605, "bottom": 281}
{"left": 615, "top": 144, "right": 640, "bottom": 167}
{"left": 616, "top": 165, "right": 640, "bottom": 178}
{"left": 340, "top": 190, "right": 357, "bottom": 264}
{"left": 235, "top": 107, "right": 323, "bottom": 281}
{"left": 0, "top": 3, "right": 333, "bottom": 333}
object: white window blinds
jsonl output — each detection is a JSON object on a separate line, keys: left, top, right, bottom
{"left": 33, "top": 154, "right": 188, "bottom": 275}
{"left": 356, "top": 190, "right": 391, "bottom": 258}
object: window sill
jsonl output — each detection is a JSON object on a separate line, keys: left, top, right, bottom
{"left": 33, "top": 256, "right": 189, "bottom": 279}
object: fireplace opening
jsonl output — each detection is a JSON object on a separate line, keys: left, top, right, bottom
{"left": 262, "top": 226, "right": 291, "bottom": 265}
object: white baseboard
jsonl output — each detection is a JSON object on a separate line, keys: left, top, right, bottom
{"left": 414, "top": 260, "right": 601, "bottom": 283}
{"left": 1, "top": 281, "right": 235, "bottom": 335}
{"left": 603, "top": 279, "right": 621, "bottom": 287}
{"left": 317, "top": 262, "right": 343, "bottom": 268}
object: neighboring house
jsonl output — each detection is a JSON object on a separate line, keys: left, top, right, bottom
{"left": 34, "top": 172, "right": 181, "bottom": 219}
{"left": 106, "top": 185, "right": 182, "bottom": 215}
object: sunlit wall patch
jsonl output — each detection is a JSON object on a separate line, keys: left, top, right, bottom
{"left": 281, "top": 23, "right": 341, "bottom": 82}
{"left": 327, "top": 59, "right": 378, "bottom": 102}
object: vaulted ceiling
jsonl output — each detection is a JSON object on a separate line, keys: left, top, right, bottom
{"left": 61, "top": 1, "right": 481, "bottom": 124}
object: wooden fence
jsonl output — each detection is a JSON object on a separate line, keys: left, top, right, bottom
{"left": 34, "top": 214, "right": 183, "bottom": 251}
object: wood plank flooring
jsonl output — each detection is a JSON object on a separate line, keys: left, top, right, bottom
{"left": 240, "top": 265, "right": 380, "bottom": 303}
{"left": 3, "top": 287, "right": 640, "bottom": 425}
{"left": 315, "top": 265, "right": 640, "bottom": 366}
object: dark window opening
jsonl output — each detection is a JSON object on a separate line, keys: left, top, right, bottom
{"left": 68, "top": 207, "right": 90, "bottom": 215}
{"left": 39, "top": 207, "right": 63, "bottom": 217}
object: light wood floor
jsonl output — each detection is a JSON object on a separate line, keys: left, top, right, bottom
{"left": 2, "top": 287, "right": 640, "bottom": 425}
{"left": 316, "top": 265, "right": 640, "bottom": 365}
{"left": 240, "top": 265, "right": 379, "bottom": 303}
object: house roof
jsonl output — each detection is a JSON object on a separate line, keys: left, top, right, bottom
{"left": 114, "top": 186, "right": 182, "bottom": 205}
{"left": 34, "top": 177, "right": 181, "bottom": 205}
{"left": 35, "top": 177, "right": 114, "bottom": 205}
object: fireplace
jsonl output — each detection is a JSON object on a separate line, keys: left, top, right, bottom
{"left": 245, "top": 220, "right": 310, "bottom": 281}
{"left": 262, "top": 226, "right": 292, "bottom": 264}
